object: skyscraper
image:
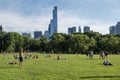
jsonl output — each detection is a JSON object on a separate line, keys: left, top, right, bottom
{"left": 116, "top": 22, "right": 120, "bottom": 34}
{"left": 34, "top": 31, "right": 42, "bottom": 39}
{"left": 0, "top": 25, "right": 4, "bottom": 32}
{"left": 109, "top": 21, "right": 120, "bottom": 35}
{"left": 78, "top": 26, "right": 81, "bottom": 33}
{"left": 68, "top": 27, "right": 76, "bottom": 34}
{"left": 44, "top": 30, "right": 49, "bottom": 40}
{"left": 72, "top": 27, "right": 76, "bottom": 33}
{"left": 53, "top": 6, "right": 58, "bottom": 33}
{"left": 109, "top": 26, "right": 116, "bottom": 35}
{"left": 22, "top": 33, "right": 31, "bottom": 38}
{"left": 48, "top": 6, "right": 58, "bottom": 37}
{"left": 68, "top": 28, "right": 72, "bottom": 34}
{"left": 84, "top": 26, "right": 90, "bottom": 33}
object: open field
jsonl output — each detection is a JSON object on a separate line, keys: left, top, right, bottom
{"left": 0, "top": 53, "right": 120, "bottom": 80}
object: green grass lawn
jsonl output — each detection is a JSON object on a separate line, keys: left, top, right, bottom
{"left": 0, "top": 53, "right": 120, "bottom": 80}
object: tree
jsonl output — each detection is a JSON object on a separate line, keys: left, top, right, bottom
{"left": 23, "top": 36, "right": 31, "bottom": 51}
{"left": 84, "top": 31, "right": 102, "bottom": 53}
{"left": 39, "top": 36, "right": 49, "bottom": 52}
{"left": 68, "top": 33, "right": 96, "bottom": 54}
{"left": 29, "top": 39, "right": 40, "bottom": 51}
{"left": 0, "top": 31, "right": 6, "bottom": 53}
{"left": 13, "top": 32, "right": 24, "bottom": 52}
{"left": 3, "top": 32, "right": 15, "bottom": 52}
{"left": 99, "top": 35, "right": 119, "bottom": 53}
{"left": 49, "top": 33, "right": 65, "bottom": 53}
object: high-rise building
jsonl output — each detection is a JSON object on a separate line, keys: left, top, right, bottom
{"left": 44, "top": 30, "right": 49, "bottom": 40}
{"left": 34, "top": 31, "right": 42, "bottom": 39}
{"left": 68, "top": 28, "right": 72, "bottom": 34}
{"left": 84, "top": 26, "right": 90, "bottom": 32}
{"left": 78, "top": 26, "right": 81, "bottom": 33}
{"left": 116, "top": 22, "right": 120, "bottom": 34}
{"left": 48, "top": 6, "right": 58, "bottom": 37}
{"left": 72, "top": 27, "right": 76, "bottom": 33}
{"left": 22, "top": 33, "right": 31, "bottom": 38}
{"left": 109, "top": 21, "right": 120, "bottom": 35}
{"left": 68, "top": 27, "right": 76, "bottom": 34}
{"left": 0, "top": 25, "right": 4, "bottom": 32}
{"left": 109, "top": 26, "right": 117, "bottom": 35}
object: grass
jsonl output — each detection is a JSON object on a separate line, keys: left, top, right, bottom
{"left": 0, "top": 53, "right": 120, "bottom": 80}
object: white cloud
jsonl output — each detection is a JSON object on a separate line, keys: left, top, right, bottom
{"left": 58, "top": 11, "right": 112, "bottom": 34}
{"left": 0, "top": 10, "right": 116, "bottom": 36}
{"left": 0, "top": 11, "right": 51, "bottom": 34}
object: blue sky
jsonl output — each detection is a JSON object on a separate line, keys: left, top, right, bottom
{"left": 0, "top": 0, "right": 120, "bottom": 34}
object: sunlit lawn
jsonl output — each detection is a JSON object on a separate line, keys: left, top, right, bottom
{"left": 0, "top": 53, "right": 120, "bottom": 80}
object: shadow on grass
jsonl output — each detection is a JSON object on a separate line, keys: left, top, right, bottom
{"left": 0, "top": 66, "right": 19, "bottom": 69}
{"left": 81, "top": 76, "right": 120, "bottom": 79}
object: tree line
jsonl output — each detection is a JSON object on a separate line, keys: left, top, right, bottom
{"left": 0, "top": 31, "right": 120, "bottom": 54}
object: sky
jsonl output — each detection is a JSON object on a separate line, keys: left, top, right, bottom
{"left": 0, "top": 0, "right": 120, "bottom": 35}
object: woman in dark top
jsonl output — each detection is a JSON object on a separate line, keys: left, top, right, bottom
{"left": 19, "top": 49, "right": 24, "bottom": 68}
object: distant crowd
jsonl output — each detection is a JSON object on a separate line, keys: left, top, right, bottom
{"left": 1, "top": 49, "right": 113, "bottom": 68}
{"left": 87, "top": 50, "right": 112, "bottom": 66}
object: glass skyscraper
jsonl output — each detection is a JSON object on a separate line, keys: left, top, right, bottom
{"left": 68, "top": 27, "right": 76, "bottom": 34}
{"left": 109, "top": 26, "right": 116, "bottom": 35}
{"left": 34, "top": 31, "right": 42, "bottom": 39}
{"left": 84, "top": 26, "right": 90, "bottom": 33}
{"left": 78, "top": 26, "right": 81, "bottom": 33}
{"left": 48, "top": 6, "right": 58, "bottom": 37}
{"left": 109, "top": 22, "right": 120, "bottom": 35}
{"left": 0, "top": 25, "right": 4, "bottom": 32}
{"left": 116, "top": 22, "right": 120, "bottom": 34}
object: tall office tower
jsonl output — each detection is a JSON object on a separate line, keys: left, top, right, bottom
{"left": 53, "top": 6, "right": 58, "bottom": 33}
{"left": 109, "top": 26, "right": 117, "bottom": 35}
{"left": 0, "top": 25, "right": 4, "bottom": 32}
{"left": 68, "top": 28, "right": 72, "bottom": 34}
{"left": 44, "top": 30, "right": 49, "bottom": 40}
{"left": 116, "top": 22, "right": 120, "bottom": 34}
{"left": 48, "top": 6, "right": 58, "bottom": 37}
{"left": 72, "top": 27, "right": 76, "bottom": 33}
{"left": 68, "top": 27, "right": 76, "bottom": 34}
{"left": 22, "top": 33, "right": 31, "bottom": 38}
{"left": 78, "top": 26, "right": 81, "bottom": 33}
{"left": 34, "top": 31, "right": 42, "bottom": 39}
{"left": 84, "top": 26, "right": 90, "bottom": 33}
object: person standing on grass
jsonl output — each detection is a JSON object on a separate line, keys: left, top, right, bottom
{"left": 88, "top": 50, "right": 94, "bottom": 59}
{"left": 99, "top": 51, "right": 105, "bottom": 59}
{"left": 104, "top": 50, "right": 109, "bottom": 59}
{"left": 19, "top": 49, "right": 24, "bottom": 68}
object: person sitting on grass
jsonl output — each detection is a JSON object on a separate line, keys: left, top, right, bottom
{"left": 7, "top": 61, "right": 18, "bottom": 65}
{"left": 56, "top": 54, "right": 68, "bottom": 60}
{"left": 14, "top": 54, "right": 19, "bottom": 59}
{"left": 45, "top": 54, "right": 51, "bottom": 58}
{"left": 57, "top": 54, "right": 61, "bottom": 60}
{"left": 103, "top": 60, "right": 113, "bottom": 66}
{"left": 29, "top": 55, "right": 32, "bottom": 59}
{"left": 33, "top": 55, "right": 39, "bottom": 59}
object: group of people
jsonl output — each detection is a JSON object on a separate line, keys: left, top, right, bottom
{"left": 99, "top": 51, "right": 112, "bottom": 66}
{"left": 7, "top": 49, "right": 39, "bottom": 68}
{"left": 87, "top": 50, "right": 113, "bottom": 66}
{"left": 87, "top": 50, "right": 109, "bottom": 60}
{"left": 6, "top": 49, "right": 113, "bottom": 68}
{"left": 24, "top": 54, "right": 39, "bottom": 59}
{"left": 99, "top": 50, "right": 109, "bottom": 60}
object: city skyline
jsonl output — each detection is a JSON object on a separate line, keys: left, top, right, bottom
{"left": 0, "top": 0, "right": 120, "bottom": 34}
